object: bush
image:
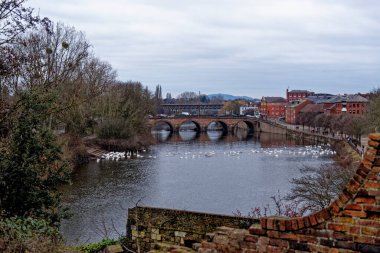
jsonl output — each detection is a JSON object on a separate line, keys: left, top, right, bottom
{"left": 0, "top": 217, "right": 73, "bottom": 253}
{"left": 97, "top": 118, "right": 132, "bottom": 139}
{"left": 76, "top": 238, "right": 119, "bottom": 253}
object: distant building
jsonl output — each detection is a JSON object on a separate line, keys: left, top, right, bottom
{"left": 285, "top": 100, "right": 312, "bottom": 124}
{"left": 323, "top": 94, "right": 368, "bottom": 115}
{"left": 306, "top": 93, "right": 335, "bottom": 104}
{"left": 260, "top": 97, "right": 287, "bottom": 118}
{"left": 286, "top": 89, "right": 314, "bottom": 102}
{"left": 239, "top": 105, "right": 259, "bottom": 116}
{"left": 299, "top": 104, "right": 325, "bottom": 117}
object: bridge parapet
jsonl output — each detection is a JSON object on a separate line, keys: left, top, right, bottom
{"left": 148, "top": 116, "right": 260, "bottom": 133}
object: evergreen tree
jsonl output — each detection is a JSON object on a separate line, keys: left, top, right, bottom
{"left": 0, "top": 90, "right": 70, "bottom": 225}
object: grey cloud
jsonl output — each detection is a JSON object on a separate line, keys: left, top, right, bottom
{"left": 28, "top": 0, "right": 380, "bottom": 97}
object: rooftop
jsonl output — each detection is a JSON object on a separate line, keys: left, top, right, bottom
{"left": 327, "top": 94, "right": 369, "bottom": 103}
{"left": 262, "top": 97, "right": 287, "bottom": 103}
{"left": 300, "top": 104, "right": 324, "bottom": 113}
{"left": 288, "top": 89, "right": 313, "bottom": 93}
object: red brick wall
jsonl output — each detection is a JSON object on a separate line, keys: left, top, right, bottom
{"left": 325, "top": 102, "right": 368, "bottom": 115}
{"left": 198, "top": 133, "right": 380, "bottom": 253}
{"left": 285, "top": 101, "right": 311, "bottom": 124}
{"left": 260, "top": 103, "right": 286, "bottom": 118}
{"left": 287, "top": 92, "right": 312, "bottom": 102}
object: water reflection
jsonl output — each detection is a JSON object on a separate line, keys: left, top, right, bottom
{"left": 152, "top": 128, "right": 252, "bottom": 143}
{"left": 179, "top": 130, "right": 199, "bottom": 141}
{"left": 152, "top": 130, "right": 171, "bottom": 142}
{"left": 60, "top": 132, "right": 334, "bottom": 245}
{"left": 234, "top": 128, "right": 249, "bottom": 140}
{"left": 206, "top": 131, "right": 223, "bottom": 141}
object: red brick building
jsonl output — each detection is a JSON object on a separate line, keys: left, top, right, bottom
{"left": 285, "top": 100, "right": 312, "bottom": 124}
{"left": 260, "top": 97, "right": 287, "bottom": 118}
{"left": 323, "top": 94, "right": 368, "bottom": 115}
{"left": 286, "top": 89, "right": 314, "bottom": 102}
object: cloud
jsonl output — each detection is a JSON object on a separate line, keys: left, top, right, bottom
{"left": 28, "top": 0, "right": 380, "bottom": 97}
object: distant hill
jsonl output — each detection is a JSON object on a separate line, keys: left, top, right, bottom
{"left": 207, "top": 93, "right": 257, "bottom": 101}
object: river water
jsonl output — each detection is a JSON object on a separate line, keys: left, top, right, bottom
{"left": 59, "top": 131, "right": 334, "bottom": 245}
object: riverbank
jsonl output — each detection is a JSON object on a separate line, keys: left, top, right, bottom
{"left": 58, "top": 133, "right": 155, "bottom": 170}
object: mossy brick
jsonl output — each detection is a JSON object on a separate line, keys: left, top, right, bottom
{"left": 296, "top": 218, "right": 305, "bottom": 229}
{"left": 333, "top": 217, "right": 355, "bottom": 224}
{"left": 279, "top": 233, "right": 298, "bottom": 241}
{"left": 362, "top": 226, "right": 380, "bottom": 237}
{"left": 367, "top": 173, "right": 379, "bottom": 180}
{"left": 368, "top": 190, "right": 380, "bottom": 197}
{"left": 330, "top": 201, "right": 340, "bottom": 213}
{"left": 368, "top": 133, "right": 380, "bottom": 141}
{"left": 365, "top": 182, "right": 380, "bottom": 189}
{"left": 266, "top": 218, "right": 274, "bottom": 230}
{"left": 302, "top": 217, "right": 311, "bottom": 227}
{"left": 362, "top": 160, "right": 373, "bottom": 170}
{"left": 249, "top": 228, "right": 267, "bottom": 236}
{"left": 339, "top": 192, "right": 351, "bottom": 204}
{"left": 342, "top": 210, "right": 367, "bottom": 218}
{"left": 309, "top": 214, "right": 317, "bottom": 226}
{"left": 356, "top": 188, "right": 369, "bottom": 197}
{"left": 366, "top": 148, "right": 377, "bottom": 156}
{"left": 266, "top": 245, "right": 283, "bottom": 253}
{"left": 267, "top": 230, "right": 280, "bottom": 238}
{"left": 356, "top": 168, "right": 369, "bottom": 178}
{"left": 353, "top": 174, "right": 365, "bottom": 184}
{"left": 354, "top": 197, "right": 376, "bottom": 204}
{"left": 368, "top": 140, "right": 379, "bottom": 148}
{"left": 260, "top": 218, "right": 267, "bottom": 229}
{"left": 364, "top": 154, "right": 376, "bottom": 162}
{"left": 353, "top": 235, "right": 375, "bottom": 245}
{"left": 244, "top": 234, "right": 258, "bottom": 243}
{"left": 344, "top": 204, "right": 362, "bottom": 211}
{"left": 346, "top": 179, "right": 361, "bottom": 195}
{"left": 334, "top": 241, "right": 356, "bottom": 250}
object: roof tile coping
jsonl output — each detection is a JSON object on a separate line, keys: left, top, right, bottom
{"left": 255, "top": 133, "right": 380, "bottom": 232}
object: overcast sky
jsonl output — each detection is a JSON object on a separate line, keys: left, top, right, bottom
{"left": 29, "top": 0, "right": 380, "bottom": 98}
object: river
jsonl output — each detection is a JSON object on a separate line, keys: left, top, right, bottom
{"left": 59, "top": 131, "right": 334, "bottom": 245}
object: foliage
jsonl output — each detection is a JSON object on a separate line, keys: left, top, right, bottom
{"left": 76, "top": 238, "right": 119, "bottom": 253}
{"left": 0, "top": 90, "right": 70, "bottom": 224}
{"left": 365, "top": 87, "right": 380, "bottom": 132}
{"left": 0, "top": 0, "right": 49, "bottom": 46}
{"left": 298, "top": 112, "right": 365, "bottom": 140}
{"left": 285, "top": 163, "right": 356, "bottom": 214}
{"left": 220, "top": 101, "right": 240, "bottom": 115}
{"left": 176, "top": 91, "right": 199, "bottom": 103}
{"left": 0, "top": 216, "right": 71, "bottom": 253}
{"left": 96, "top": 81, "right": 155, "bottom": 139}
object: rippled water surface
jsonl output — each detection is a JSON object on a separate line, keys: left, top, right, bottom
{"left": 60, "top": 131, "right": 334, "bottom": 245}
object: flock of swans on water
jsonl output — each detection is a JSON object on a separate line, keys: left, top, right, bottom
{"left": 96, "top": 149, "right": 157, "bottom": 162}
{"left": 96, "top": 144, "right": 335, "bottom": 162}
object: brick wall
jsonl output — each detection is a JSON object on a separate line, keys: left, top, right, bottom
{"left": 197, "top": 133, "right": 380, "bottom": 253}
{"left": 126, "top": 206, "right": 258, "bottom": 252}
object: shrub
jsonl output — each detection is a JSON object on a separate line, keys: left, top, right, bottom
{"left": 0, "top": 217, "right": 73, "bottom": 253}
{"left": 76, "top": 238, "right": 119, "bottom": 253}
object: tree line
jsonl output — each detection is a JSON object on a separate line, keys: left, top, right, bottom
{"left": 0, "top": 2, "right": 156, "bottom": 249}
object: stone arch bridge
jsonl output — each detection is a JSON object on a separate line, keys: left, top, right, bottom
{"left": 148, "top": 116, "right": 285, "bottom": 134}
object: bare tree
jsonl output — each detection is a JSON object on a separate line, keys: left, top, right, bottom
{"left": 286, "top": 163, "right": 356, "bottom": 214}
{"left": 0, "top": 0, "right": 49, "bottom": 46}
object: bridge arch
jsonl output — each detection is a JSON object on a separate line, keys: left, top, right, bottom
{"left": 179, "top": 120, "right": 201, "bottom": 133}
{"left": 206, "top": 120, "right": 228, "bottom": 134}
{"left": 151, "top": 120, "right": 174, "bottom": 133}
{"left": 234, "top": 120, "right": 255, "bottom": 134}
